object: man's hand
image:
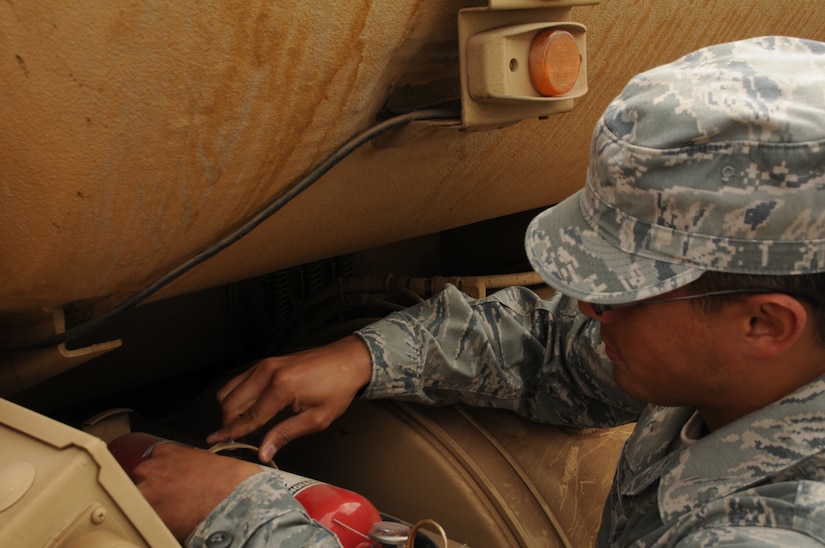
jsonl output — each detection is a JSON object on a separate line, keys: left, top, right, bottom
{"left": 206, "top": 335, "right": 373, "bottom": 462}
{"left": 132, "top": 444, "right": 261, "bottom": 543}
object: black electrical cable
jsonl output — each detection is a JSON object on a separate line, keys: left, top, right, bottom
{"left": 2, "top": 108, "right": 460, "bottom": 352}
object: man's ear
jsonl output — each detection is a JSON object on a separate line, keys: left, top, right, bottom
{"left": 743, "top": 295, "right": 808, "bottom": 360}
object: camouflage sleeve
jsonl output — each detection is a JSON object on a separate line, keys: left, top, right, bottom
{"left": 186, "top": 470, "right": 342, "bottom": 548}
{"left": 675, "top": 527, "right": 825, "bottom": 547}
{"left": 356, "top": 284, "right": 644, "bottom": 428}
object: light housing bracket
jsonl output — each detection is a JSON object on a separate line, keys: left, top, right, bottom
{"left": 458, "top": 1, "right": 598, "bottom": 130}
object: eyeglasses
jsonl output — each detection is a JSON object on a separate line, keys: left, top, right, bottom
{"left": 590, "top": 288, "right": 809, "bottom": 316}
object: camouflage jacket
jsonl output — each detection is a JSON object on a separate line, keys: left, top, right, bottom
{"left": 358, "top": 284, "right": 825, "bottom": 546}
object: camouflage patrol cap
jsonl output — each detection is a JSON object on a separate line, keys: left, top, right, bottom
{"left": 526, "top": 36, "right": 825, "bottom": 304}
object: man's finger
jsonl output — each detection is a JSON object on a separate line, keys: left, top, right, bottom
{"left": 258, "top": 410, "right": 333, "bottom": 463}
{"left": 216, "top": 369, "right": 268, "bottom": 424}
{"left": 215, "top": 367, "right": 253, "bottom": 403}
{"left": 209, "top": 379, "right": 294, "bottom": 444}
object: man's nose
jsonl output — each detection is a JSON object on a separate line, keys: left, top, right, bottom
{"left": 577, "top": 300, "right": 615, "bottom": 322}
{"left": 578, "top": 300, "right": 598, "bottom": 318}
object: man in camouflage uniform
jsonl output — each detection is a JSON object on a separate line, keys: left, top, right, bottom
{"left": 136, "top": 36, "right": 825, "bottom": 546}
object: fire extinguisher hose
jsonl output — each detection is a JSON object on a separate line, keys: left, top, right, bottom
{"left": 208, "top": 440, "right": 278, "bottom": 468}
{"left": 406, "top": 519, "right": 449, "bottom": 548}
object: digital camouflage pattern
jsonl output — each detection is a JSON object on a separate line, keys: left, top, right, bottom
{"left": 599, "top": 390, "right": 825, "bottom": 546}
{"left": 526, "top": 36, "right": 825, "bottom": 304}
{"left": 361, "top": 285, "right": 644, "bottom": 426}
{"left": 359, "top": 286, "right": 825, "bottom": 546}
{"left": 188, "top": 469, "right": 341, "bottom": 547}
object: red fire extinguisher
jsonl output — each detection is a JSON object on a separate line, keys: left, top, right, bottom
{"left": 272, "top": 468, "right": 380, "bottom": 548}
{"left": 107, "top": 432, "right": 382, "bottom": 548}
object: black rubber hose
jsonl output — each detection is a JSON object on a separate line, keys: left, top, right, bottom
{"left": 1, "top": 108, "right": 460, "bottom": 352}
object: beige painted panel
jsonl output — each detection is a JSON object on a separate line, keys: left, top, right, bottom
{"left": 1, "top": 0, "right": 824, "bottom": 315}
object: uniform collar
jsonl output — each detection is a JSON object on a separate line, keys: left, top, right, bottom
{"left": 658, "top": 374, "right": 825, "bottom": 522}
{"left": 619, "top": 406, "right": 692, "bottom": 496}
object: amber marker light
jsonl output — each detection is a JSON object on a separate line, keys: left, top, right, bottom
{"left": 528, "top": 29, "right": 581, "bottom": 97}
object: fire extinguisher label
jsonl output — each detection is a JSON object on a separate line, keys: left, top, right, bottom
{"left": 273, "top": 470, "right": 323, "bottom": 496}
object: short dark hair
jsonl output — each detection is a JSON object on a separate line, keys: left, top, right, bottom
{"left": 689, "top": 271, "right": 825, "bottom": 344}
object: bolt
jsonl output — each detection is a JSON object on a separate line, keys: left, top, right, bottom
{"left": 91, "top": 505, "right": 106, "bottom": 524}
